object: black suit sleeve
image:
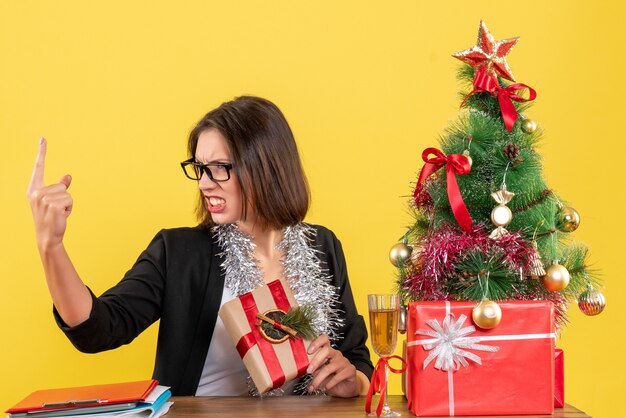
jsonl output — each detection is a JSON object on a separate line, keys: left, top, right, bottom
{"left": 318, "top": 226, "right": 374, "bottom": 380}
{"left": 53, "top": 230, "right": 167, "bottom": 352}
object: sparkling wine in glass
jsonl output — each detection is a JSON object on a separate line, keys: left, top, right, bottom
{"left": 368, "top": 294, "right": 400, "bottom": 417}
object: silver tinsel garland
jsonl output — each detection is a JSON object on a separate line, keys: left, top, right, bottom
{"left": 213, "top": 222, "right": 343, "bottom": 396}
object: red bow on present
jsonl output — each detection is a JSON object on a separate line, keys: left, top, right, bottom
{"left": 413, "top": 148, "right": 473, "bottom": 232}
{"left": 463, "top": 69, "right": 537, "bottom": 132}
{"left": 365, "top": 356, "right": 407, "bottom": 418}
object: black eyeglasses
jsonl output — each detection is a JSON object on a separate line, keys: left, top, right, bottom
{"left": 180, "top": 158, "right": 233, "bottom": 182}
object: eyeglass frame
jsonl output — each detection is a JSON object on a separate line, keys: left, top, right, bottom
{"left": 180, "top": 158, "right": 234, "bottom": 182}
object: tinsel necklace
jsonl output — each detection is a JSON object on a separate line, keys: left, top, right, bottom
{"left": 214, "top": 222, "right": 343, "bottom": 395}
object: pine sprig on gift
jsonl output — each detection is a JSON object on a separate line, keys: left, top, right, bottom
{"left": 260, "top": 305, "right": 318, "bottom": 340}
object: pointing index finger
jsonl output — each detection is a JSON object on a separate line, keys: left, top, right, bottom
{"left": 28, "top": 137, "right": 47, "bottom": 191}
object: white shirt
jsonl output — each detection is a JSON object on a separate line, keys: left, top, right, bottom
{"left": 195, "top": 286, "right": 249, "bottom": 396}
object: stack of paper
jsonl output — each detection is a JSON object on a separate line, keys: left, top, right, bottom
{"left": 6, "top": 380, "right": 171, "bottom": 418}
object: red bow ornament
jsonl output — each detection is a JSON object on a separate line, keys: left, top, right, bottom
{"left": 464, "top": 69, "right": 537, "bottom": 132}
{"left": 413, "top": 148, "right": 473, "bottom": 232}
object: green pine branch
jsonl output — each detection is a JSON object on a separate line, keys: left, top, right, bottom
{"left": 449, "top": 249, "right": 520, "bottom": 301}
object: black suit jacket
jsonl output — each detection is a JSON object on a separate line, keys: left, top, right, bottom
{"left": 54, "top": 224, "right": 373, "bottom": 395}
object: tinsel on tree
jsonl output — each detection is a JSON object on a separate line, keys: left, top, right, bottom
{"left": 393, "top": 21, "right": 605, "bottom": 328}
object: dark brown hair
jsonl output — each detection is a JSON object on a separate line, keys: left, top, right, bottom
{"left": 187, "top": 96, "right": 310, "bottom": 230}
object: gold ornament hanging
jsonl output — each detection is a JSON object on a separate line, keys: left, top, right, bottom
{"left": 578, "top": 284, "right": 606, "bottom": 316}
{"left": 543, "top": 262, "right": 570, "bottom": 291}
{"left": 521, "top": 119, "right": 537, "bottom": 134}
{"left": 489, "top": 185, "right": 515, "bottom": 239}
{"left": 556, "top": 206, "right": 581, "bottom": 233}
{"left": 527, "top": 241, "right": 546, "bottom": 279}
{"left": 462, "top": 150, "right": 473, "bottom": 169}
{"left": 472, "top": 299, "right": 502, "bottom": 329}
{"left": 389, "top": 243, "right": 412, "bottom": 267}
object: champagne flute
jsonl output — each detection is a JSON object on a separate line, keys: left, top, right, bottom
{"left": 368, "top": 294, "right": 400, "bottom": 417}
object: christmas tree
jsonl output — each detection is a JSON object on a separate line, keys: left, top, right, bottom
{"left": 393, "top": 21, "right": 605, "bottom": 328}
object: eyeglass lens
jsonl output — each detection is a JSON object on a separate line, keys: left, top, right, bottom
{"left": 183, "top": 163, "right": 230, "bottom": 181}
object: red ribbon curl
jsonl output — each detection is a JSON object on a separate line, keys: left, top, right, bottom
{"left": 413, "top": 148, "right": 473, "bottom": 232}
{"left": 365, "top": 356, "right": 407, "bottom": 418}
{"left": 463, "top": 69, "right": 537, "bottom": 132}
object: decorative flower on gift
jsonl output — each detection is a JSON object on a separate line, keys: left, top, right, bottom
{"left": 415, "top": 313, "right": 499, "bottom": 372}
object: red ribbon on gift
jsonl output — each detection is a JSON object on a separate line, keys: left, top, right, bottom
{"left": 413, "top": 148, "right": 473, "bottom": 232}
{"left": 267, "top": 280, "right": 309, "bottom": 378}
{"left": 462, "top": 69, "right": 537, "bottom": 132}
{"left": 365, "top": 355, "right": 407, "bottom": 418}
{"left": 235, "top": 281, "right": 309, "bottom": 391}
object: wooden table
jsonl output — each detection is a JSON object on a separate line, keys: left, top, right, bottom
{"left": 168, "top": 395, "right": 591, "bottom": 417}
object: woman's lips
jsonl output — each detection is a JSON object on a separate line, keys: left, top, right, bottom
{"left": 206, "top": 196, "right": 226, "bottom": 213}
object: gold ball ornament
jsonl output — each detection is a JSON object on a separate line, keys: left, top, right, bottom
{"left": 389, "top": 243, "right": 412, "bottom": 267}
{"left": 462, "top": 150, "right": 473, "bottom": 168}
{"left": 578, "top": 285, "right": 606, "bottom": 316}
{"left": 491, "top": 205, "right": 512, "bottom": 227}
{"left": 556, "top": 206, "right": 581, "bottom": 233}
{"left": 543, "top": 262, "right": 570, "bottom": 291}
{"left": 521, "top": 119, "right": 537, "bottom": 134}
{"left": 472, "top": 299, "right": 502, "bottom": 329}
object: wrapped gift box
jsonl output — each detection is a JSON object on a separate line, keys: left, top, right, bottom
{"left": 219, "top": 279, "right": 311, "bottom": 393}
{"left": 555, "top": 348, "right": 564, "bottom": 407}
{"left": 407, "top": 300, "right": 555, "bottom": 416}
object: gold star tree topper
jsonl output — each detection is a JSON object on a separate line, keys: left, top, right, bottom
{"left": 453, "top": 20, "right": 519, "bottom": 82}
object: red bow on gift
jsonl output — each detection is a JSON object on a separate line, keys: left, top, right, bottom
{"left": 463, "top": 69, "right": 537, "bottom": 132}
{"left": 365, "top": 356, "right": 407, "bottom": 418}
{"left": 413, "top": 148, "right": 473, "bottom": 232}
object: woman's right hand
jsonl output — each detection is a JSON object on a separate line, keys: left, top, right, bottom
{"left": 26, "top": 137, "right": 73, "bottom": 249}
{"left": 26, "top": 137, "right": 91, "bottom": 326}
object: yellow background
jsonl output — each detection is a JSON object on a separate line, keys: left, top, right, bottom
{"left": 1, "top": 1, "right": 624, "bottom": 417}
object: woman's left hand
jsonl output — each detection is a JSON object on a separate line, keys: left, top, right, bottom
{"left": 306, "top": 335, "right": 359, "bottom": 398}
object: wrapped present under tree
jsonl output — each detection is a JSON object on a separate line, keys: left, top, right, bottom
{"left": 407, "top": 301, "right": 554, "bottom": 416}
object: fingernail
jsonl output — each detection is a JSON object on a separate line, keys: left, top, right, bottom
{"left": 307, "top": 345, "right": 315, "bottom": 355}
{"left": 308, "top": 385, "right": 315, "bottom": 393}
{"left": 306, "top": 365, "right": 312, "bottom": 374}
{"left": 40, "top": 137, "right": 44, "bottom": 144}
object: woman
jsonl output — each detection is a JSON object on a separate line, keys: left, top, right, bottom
{"left": 26, "top": 96, "right": 373, "bottom": 397}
